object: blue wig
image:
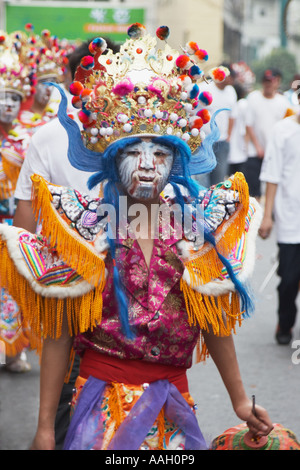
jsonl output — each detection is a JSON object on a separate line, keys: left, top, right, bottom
{"left": 52, "top": 83, "right": 253, "bottom": 337}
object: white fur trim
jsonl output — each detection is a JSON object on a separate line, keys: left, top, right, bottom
{"left": 0, "top": 224, "right": 94, "bottom": 298}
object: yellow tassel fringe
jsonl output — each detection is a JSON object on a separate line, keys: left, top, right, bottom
{"left": 1, "top": 327, "right": 30, "bottom": 358}
{"left": 0, "top": 179, "right": 14, "bottom": 199}
{"left": 30, "top": 174, "right": 107, "bottom": 288}
{"left": 2, "top": 157, "right": 21, "bottom": 192}
{"left": 0, "top": 238, "right": 103, "bottom": 350}
{"left": 184, "top": 172, "right": 249, "bottom": 289}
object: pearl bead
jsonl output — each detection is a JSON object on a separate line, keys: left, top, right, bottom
{"left": 178, "top": 118, "right": 187, "bottom": 128}
{"left": 170, "top": 113, "right": 178, "bottom": 121}
{"left": 123, "top": 123, "right": 132, "bottom": 132}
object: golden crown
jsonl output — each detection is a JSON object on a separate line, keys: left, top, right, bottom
{"left": 69, "top": 24, "right": 229, "bottom": 153}
{"left": 10, "top": 26, "right": 66, "bottom": 88}
{"left": 0, "top": 31, "right": 30, "bottom": 98}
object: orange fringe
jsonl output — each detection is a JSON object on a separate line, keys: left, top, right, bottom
{"left": 109, "top": 383, "right": 123, "bottom": 432}
{"left": 184, "top": 172, "right": 249, "bottom": 288}
{"left": 1, "top": 327, "right": 30, "bottom": 358}
{"left": 0, "top": 179, "right": 14, "bottom": 199}
{"left": 30, "top": 174, "right": 107, "bottom": 288}
{"left": 181, "top": 279, "right": 244, "bottom": 363}
{"left": 157, "top": 408, "right": 165, "bottom": 450}
{"left": 0, "top": 238, "right": 103, "bottom": 353}
{"left": 2, "top": 157, "right": 21, "bottom": 191}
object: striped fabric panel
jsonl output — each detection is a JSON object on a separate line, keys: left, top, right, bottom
{"left": 19, "top": 240, "right": 82, "bottom": 286}
{"left": 1, "top": 147, "right": 24, "bottom": 166}
{"left": 19, "top": 241, "right": 46, "bottom": 278}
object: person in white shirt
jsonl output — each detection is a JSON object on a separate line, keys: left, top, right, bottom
{"left": 13, "top": 37, "right": 119, "bottom": 449}
{"left": 227, "top": 83, "right": 248, "bottom": 176}
{"left": 195, "top": 64, "right": 237, "bottom": 187}
{"left": 259, "top": 92, "right": 300, "bottom": 345}
{"left": 245, "top": 68, "right": 289, "bottom": 199}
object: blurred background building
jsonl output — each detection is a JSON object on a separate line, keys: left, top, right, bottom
{"left": 0, "top": 0, "right": 299, "bottom": 88}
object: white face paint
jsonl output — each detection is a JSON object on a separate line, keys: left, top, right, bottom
{"left": 117, "top": 139, "right": 174, "bottom": 200}
{"left": 0, "top": 91, "right": 21, "bottom": 124}
{"left": 35, "top": 80, "right": 52, "bottom": 106}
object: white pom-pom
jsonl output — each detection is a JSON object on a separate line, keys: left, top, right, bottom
{"left": 184, "top": 103, "right": 193, "bottom": 112}
{"left": 178, "top": 118, "right": 187, "bottom": 128}
{"left": 117, "top": 113, "right": 129, "bottom": 123}
{"left": 144, "top": 109, "right": 152, "bottom": 118}
{"left": 182, "top": 133, "right": 190, "bottom": 141}
{"left": 191, "top": 128, "right": 199, "bottom": 137}
{"left": 180, "top": 92, "right": 188, "bottom": 100}
{"left": 90, "top": 128, "right": 99, "bottom": 136}
{"left": 155, "top": 110, "right": 163, "bottom": 119}
{"left": 90, "top": 136, "right": 98, "bottom": 144}
{"left": 100, "top": 128, "right": 107, "bottom": 136}
{"left": 170, "top": 113, "right": 178, "bottom": 121}
{"left": 106, "top": 127, "right": 113, "bottom": 136}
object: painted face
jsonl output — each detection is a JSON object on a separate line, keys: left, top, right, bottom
{"left": 0, "top": 91, "right": 21, "bottom": 124}
{"left": 117, "top": 139, "right": 174, "bottom": 200}
{"left": 35, "top": 80, "right": 53, "bottom": 106}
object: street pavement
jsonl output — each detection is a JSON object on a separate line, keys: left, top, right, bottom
{"left": 0, "top": 231, "right": 299, "bottom": 450}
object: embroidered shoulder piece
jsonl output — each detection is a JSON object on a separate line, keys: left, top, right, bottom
{"left": 30, "top": 174, "right": 108, "bottom": 288}
{"left": 0, "top": 224, "right": 104, "bottom": 346}
{"left": 177, "top": 173, "right": 262, "bottom": 359}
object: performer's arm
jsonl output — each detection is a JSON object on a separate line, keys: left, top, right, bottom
{"left": 258, "top": 182, "right": 277, "bottom": 239}
{"left": 202, "top": 330, "right": 273, "bottom": 437}
{"left": 13, "top": 199, "right": 37, "bottom": 233}
{"left": 30, "top": 306, "right": 73, "bottom": 450}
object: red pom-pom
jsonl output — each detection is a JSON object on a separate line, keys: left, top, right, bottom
{"left": 69, "top": 81, "right": 84, "bottom": 96}
{"left": 41, "top": 29, "right": 51, "bottom": 38}
{"left": 127, "top": 23, "right": 146, "bottom": 39}
{"left": 210, "top": 67, "right": 229, "bottom": 82}
{"left": 192, "top": 117, "right": 203, "bottom": 129}
{"left": 186, "top": 41, "right": 199, "bottom": 53}
{"left": 71, "top": 96, "right": 82, "bottom": 109}
{"left": 80, "top": 56, "right": 94, "bottom": 70}
{"left": 25, "top": 23, "right": 34, "bottom": 31}
{"left": 78, "top": 109, "right": 91, "bottom": 124}
{"left": 88, "top": 38, "right": 107, "bottom": 55}
{"left": 176, "top": 55, "right": 191, "bottom": 69}
{"left": 197, "top": 109, "right": 211, "bottom": 124}
{"left": 195, "top": 49, "right": 209, "bottom": 61}
{"left": 199, "top": 91, "right": 213, "bottom": 106}
{"left": 80, "top": 88, "right": 92, "bottom": 102}
{"left": 156, "top": 26, "right": 170, "bottom": 41}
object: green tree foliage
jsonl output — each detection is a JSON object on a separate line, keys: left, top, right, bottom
{"left": 251, "top": 48, "right": 297, "bottom": 92}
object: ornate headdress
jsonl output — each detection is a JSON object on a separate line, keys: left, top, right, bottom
{"left": 0, "top": 31, "right": 30, "bottom": 98}
{"left": 68, "top": 23, "right": 229, "bottom": 156}
{"left": 10, "top": 24, "right": 66, "bottom": 94}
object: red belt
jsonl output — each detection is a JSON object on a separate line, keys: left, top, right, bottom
{"left": 80, "top": 349, "right": 189, "bottom": 394}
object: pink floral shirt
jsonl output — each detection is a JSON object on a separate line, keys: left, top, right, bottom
{"left": 74, "top": 231, "right": 200, "bottom": 369}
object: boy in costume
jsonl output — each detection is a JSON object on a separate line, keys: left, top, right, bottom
{"left": 0, "top": 25, "right": 272, "bottom": 449}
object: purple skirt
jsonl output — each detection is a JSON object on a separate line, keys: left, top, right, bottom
{"left": 63, "top": 377, "right": 207, "bottom": 450}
